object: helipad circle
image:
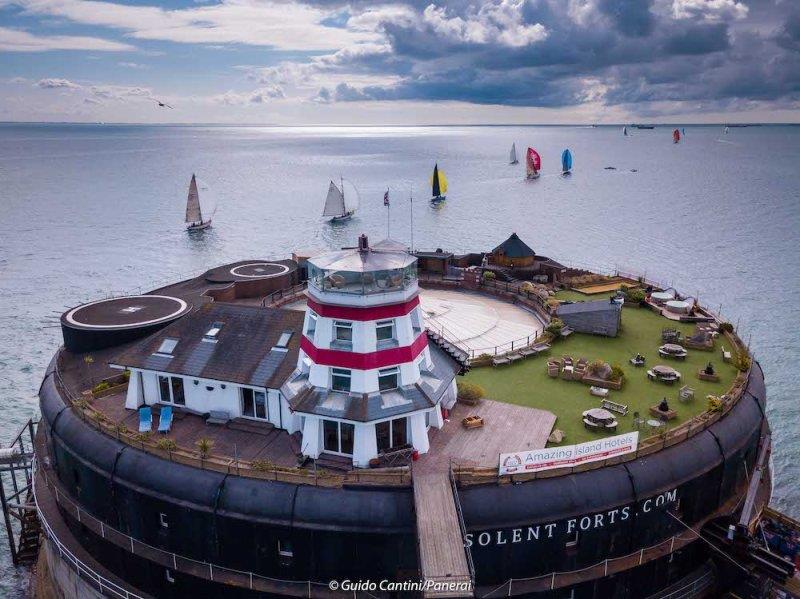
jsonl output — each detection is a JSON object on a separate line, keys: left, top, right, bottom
{"left": 229, "top": 262, "right": 290, "bottom": 279}
{"left": 63, "top": 295, "right": 190, "bottom": 330}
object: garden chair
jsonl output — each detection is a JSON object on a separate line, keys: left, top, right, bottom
{"left": 157, "top": 405, "right": 173, "bottom": 433}
{"left": 138, "top": 407, "right": 152, "bottom": 433}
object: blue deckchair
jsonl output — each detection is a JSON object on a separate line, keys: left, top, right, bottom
{"left": 138, "top": 406, "right": 152, "bottom": 433}
{"left": 157, "top": 405, "right": 173, "bottom": 433}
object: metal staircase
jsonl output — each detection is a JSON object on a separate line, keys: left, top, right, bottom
{"left": 0, "top": 419, "right": 40, "bottom": 566}
{"left": 426, "top": 327, "right": 471, "bottom": 374}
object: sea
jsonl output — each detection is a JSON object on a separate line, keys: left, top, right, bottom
{"left": 1, "top": 123, "right": 798, "bottom": 595}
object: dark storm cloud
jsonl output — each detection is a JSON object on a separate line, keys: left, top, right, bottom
{"left": 306, "top": 0, "right": 800, "bottom": 111}
{"left": 597, "top": 0, "right": 655, "bottom": 38}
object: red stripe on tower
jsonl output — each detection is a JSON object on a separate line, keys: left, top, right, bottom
{"left": 306, "top": 295, "right": 420, "bottom": 321}
{"left": 300, "top": 332, "right": 428, "bottom": 370}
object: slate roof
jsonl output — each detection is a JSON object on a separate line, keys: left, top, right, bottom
{"left": 288, "top": 343, "right": 460, "bottom": 422}
{"left": 112, "top": 303, "right": 304, "bottom": 389}
{"left": 557, "top": 299, "right": 621, "bottom": 315}
{"left": 492, "top": 233, "right": 536, "bottom": 258}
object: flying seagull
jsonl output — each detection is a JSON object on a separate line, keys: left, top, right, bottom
{"left": 153, "top": 99, "right": 173, "bottom": 109}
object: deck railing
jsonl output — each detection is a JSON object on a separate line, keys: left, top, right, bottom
{"left": 51, "top": 355, "right": 412, "bottom": 488}
{"left": 261, "top": 281, "right": 308, "bottom": 308}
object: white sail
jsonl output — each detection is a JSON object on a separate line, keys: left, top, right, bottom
{"left": 343, "top": 185, "right": 358, "bottom": 213}
{"left": 509, "top": 143, "right": 518, "bottom": 164}
{"left": 322, "top": 181, "right": 346, "bottom": 217}
{"left": 185, "top": 174, "right": 202, "bottom": 223}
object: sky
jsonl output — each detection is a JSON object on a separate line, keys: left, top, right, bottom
{"left": 0, "top": 0, "right": 798, "bottom": 124}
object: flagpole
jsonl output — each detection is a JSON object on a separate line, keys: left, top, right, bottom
{"left": 410, "top": 183, "right": 414, "bottom": 253}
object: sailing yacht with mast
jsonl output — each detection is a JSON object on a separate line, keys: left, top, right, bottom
{"left": 509, "top": 143, "right": 519, "bottom": 165}
{"left": 185, "top": 174, "right": 213, "bottom": 231}
{"left": 430, "top": 163, "right": 447, "bottom": 204}
{"left": 526, "top": 147, "right": 541, "bottom": 180}
{"left": 561, "top": 149, "right": 573, "bottom": 176}
{"left": 322, "top": 178, "right": 357, "bottom": 222}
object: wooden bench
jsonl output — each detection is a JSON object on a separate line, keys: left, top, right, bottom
{"left": 601, "top": 399, "right": 628, "bottom": 416}
{"left": 379, "top": 444, "right": 415, "bottom": 467}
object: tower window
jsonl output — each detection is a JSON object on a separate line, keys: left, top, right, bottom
{"left": 159, "top": 513, "right": 169, "bottom": 528}
{"left": 331, "top": 368, "right": 351, "bottom": 392}
{"left": 378, "top": 367, "right": 400, "bottom": 391}
{"left": 305, "top": 312, "right": 317, "bottom": 336}
{"left": 376, "top": 320, "right": 395, "bottom": 342}
{"left": 334, "top": 321, "right": 353, "bottom": 342}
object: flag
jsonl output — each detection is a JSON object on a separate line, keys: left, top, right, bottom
{"left": 383, "top": 189, "right": 389, "bottom": 206}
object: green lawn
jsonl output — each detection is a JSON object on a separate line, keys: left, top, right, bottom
{"left": 463, "top": 304, "right": 739, "bottom": 445}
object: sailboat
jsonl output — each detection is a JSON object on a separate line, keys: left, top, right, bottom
{"left": 322, "top": 178, "right": 357, "bottom": 222}
{"left": 623, "top": 126, "right": 628, "bottom": 136}
{"left": 561, "top": 149, "right": 573, "bottom": 176}
{"left": 430, "top": 163, "right": 447, "bottom": 204}
{"left": 724, "top": 126, "right": 730, "bottom": 135}
{"left": 509, "top": 143, "right": 519, "bottom": 165}
{"left": 673, "top": 129, "right": 681, "bottom": 144}
{"left": 185, "top": 174, "right": 213, "bottom": 231}
{"left": 526, "top": 147, "right": 541, "bottom": 180}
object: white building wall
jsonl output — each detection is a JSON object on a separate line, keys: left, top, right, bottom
{"left": 353, "top": 422, "right": 378, "bottom": 467}
{"left": 301, "top": 417, "right": 322, "bottom": 458}
{"left": 124, "top": 370, "right": 144, "bottom": 409}
{"left": 408, "top": 412, "right": 430, "bottom": 454}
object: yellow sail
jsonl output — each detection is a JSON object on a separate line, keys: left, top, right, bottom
{"left": 429, "top": 169, "right": 448, "bottom": 195}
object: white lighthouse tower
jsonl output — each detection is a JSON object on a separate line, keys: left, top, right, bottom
{"left": 288, "top": 235, "right": 460, "bottom": 468}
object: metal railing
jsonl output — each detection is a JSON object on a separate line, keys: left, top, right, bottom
{"left": 36, "top": 464, "right": 350, "bottom": 598}
{"left": 33, "top": 457, "right": 146, "bottom": 599}
{"left": 449, "top": 465, "right": 475, "bottom": 583}
{"left": 261, "top": 281, "right": 308, "bottom": 308}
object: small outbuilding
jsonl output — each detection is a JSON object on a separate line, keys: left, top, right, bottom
{"left": 490, "top": 233, "right": 536, "bottom": 268}
{"left": 557, "top": 299, "right": 622, "bottom": 337}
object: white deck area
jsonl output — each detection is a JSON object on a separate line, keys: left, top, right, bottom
{"left": 283, "top": 288, "right": 544, "bottom": 355}
{"left": 419, "top": 288, "right": 544, "bottom": 355}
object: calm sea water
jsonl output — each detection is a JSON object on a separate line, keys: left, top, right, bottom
{"left": 1, "top": 123, "right": 798, "bottom": 594}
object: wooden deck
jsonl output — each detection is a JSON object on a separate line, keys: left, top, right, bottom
{"left": 92, "top": 394, "right": 299, "bottom": 467}
{"left": 412, "top": 400, "right": 556, "bottom": 597}
{"left": 423, "top": 399, "right": 557, "bottom": 469}
{"left": 413, "top": 472, "right": 473, "bottom": 597}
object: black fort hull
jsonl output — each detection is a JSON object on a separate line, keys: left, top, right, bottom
{"left": 38, "top": 353, "right": 768, "bottom": 598}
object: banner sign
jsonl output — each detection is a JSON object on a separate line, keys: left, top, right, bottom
{"left": 499, "top": 431, "right": 639, "bottom": 475}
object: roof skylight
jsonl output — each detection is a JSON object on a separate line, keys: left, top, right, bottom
{"left": 155, "top": 337, "right": 178, "bottom": 356}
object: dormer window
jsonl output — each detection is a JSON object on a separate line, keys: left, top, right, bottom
{"left": 155, "top": 337, "right": 178, "bottom": 357}
{"left": 203, "top": 321, "right": 224, "bottom": 342}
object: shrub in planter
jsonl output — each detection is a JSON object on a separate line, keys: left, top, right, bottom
{"left": 520, "top": 281, "right": 534, "bottom": 293}
{"left": 609, "top": 364, "right": 626, "bottom": 383}
{"left": 92, "top": 381, "right": 111, "bottom": 394}
{"left": 623, "top": 288, "right": 646, "bottom": 303}
{"left": 482, "top": 271, "right": 496, "bottom": 281}
{"left": 252, "top": 459, "right": 275, "bottom": 471}
{"left": 457, "top": 381, "right": 485, "bottom": 403}
{"left": 196, "top": 437, "right": 214, "bottom": 458}
{"left": 732, "top": 349, "right": 751, "bottom": 372}
{"left": 718, "top": 322, "right": 734, "bottom": 334}
{"left": 707, "top": 395, "right": 723, "bottom": 412}
{"left": 157, "top": 438, "right": 177, "bottom": 452}
{"left": 122, "top": 370, "right": 131, "bottom": 381}
{"left": 545, "top": 318, "right": 564, "bottom": 337}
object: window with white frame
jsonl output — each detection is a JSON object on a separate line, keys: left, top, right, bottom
{"left": 323, "top": 419, "right": 355, "bottom": 455}
{"left": 241, "top": 387, "right": 267, "bottom": 420}
{"left": 305, "top": 312, "right": 317, "bottom": 337}
{"left": 158, "top": 375, "right": 185, "bottom": 405}
{"left": 333, "top": 320, "right": 353, "bottom": 344}
{"left": 378, "top": 366, "right": 400, "bottom": 391}
{"left": 410, "top": 308, "right": 423, "bottom": 334}
{"left": 331, "top": 368, "right": 352, "bottom": 392}
{"left": 376, "top": 417, "right": 408, "bottom": 452}
{"left": 376, "top": 319, "right": 395, "bottom": 343}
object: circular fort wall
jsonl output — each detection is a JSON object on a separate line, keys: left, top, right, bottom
{"left": 39, "top": 353, "right": 766, "bottom": 593}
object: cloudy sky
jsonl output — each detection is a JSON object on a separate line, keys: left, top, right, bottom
{"left": 0, "top": 0, "right": 798, "bottom": 123}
